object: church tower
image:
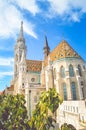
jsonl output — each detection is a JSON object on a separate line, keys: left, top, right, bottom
{"left": 14, "top": 21, "right": 27, "bottom": 79}
{"left": 43, "top": 36, "right": 50, "bottom": 59}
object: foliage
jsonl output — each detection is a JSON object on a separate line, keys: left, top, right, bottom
{"left": 29, "top": 88, "right": 63, "bottom": 130}
{"left": 58, "top": 123, "right": 71, "bottom": 130}
{"left": 0, "top": 94, "right": 30, "bottom": 130}
{"left": 40, "top": 88, "right": 63, "bottom": 113}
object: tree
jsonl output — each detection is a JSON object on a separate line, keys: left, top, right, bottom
{"left": 0, "top": 94, "right": 30, "bottom": 130}
{"left": 29, "top": 88, "right": 63, "bottom": 130}
{"left": 58, "top": 123, "right": 72, "bottom": 130}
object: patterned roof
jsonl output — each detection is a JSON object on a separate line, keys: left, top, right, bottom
{"left": 44, "top": 40, "right": 82, "bottom": 66}
{"left": 26, "top": 60, "right": 42, "bottom": 72}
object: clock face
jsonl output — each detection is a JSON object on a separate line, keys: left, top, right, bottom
{"left": 31, "top": 78, "right": 35, "bottom": 82}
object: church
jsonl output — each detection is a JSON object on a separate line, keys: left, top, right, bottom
{"left": 4, "top": 22, "right": 86, "bottom": 130}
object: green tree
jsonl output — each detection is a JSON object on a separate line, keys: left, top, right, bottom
{"left": 29, "top": 88, "right": 63, "bottom": 130}
{"left": 58, "top": 123, "right": 71, "bottom": 130}
{"left": 0, "top": 94, "right": 30, "bottom": 130}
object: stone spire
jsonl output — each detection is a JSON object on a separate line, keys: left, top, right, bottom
{"left": 43, "top": 35, "right": 50, "bottom": 59}
{"left": 17, "top": 21, "right": 25, "bottom": 43}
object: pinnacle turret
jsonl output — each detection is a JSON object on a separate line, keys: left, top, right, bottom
{"left": 43, "top": 35, "right": 50, "bottom": 59}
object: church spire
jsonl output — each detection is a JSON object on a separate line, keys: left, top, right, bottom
{"left": 17, "top": 21, "right": 25, "bottom": 43}
{"left": 43, "top": 35, "right": 50, "bottom": 59}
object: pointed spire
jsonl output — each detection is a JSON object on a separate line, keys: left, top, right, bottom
{"left": 17, "top": 21, "right": 25, "bottom": 43}
{"left": 19, "top": 21, "right": 23, "bottom": 38}
{"left": 44, "top": 35, "right": 49, "bottom": 48}
{"left": 43, "top": 35, "right": 50, "bottom": 59}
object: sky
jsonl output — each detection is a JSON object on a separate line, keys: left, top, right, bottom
{"left": 0, "top": 0, "right": 86, "bottom": 91}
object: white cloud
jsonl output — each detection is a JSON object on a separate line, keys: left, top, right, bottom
{"left": 12, "top": 0, "right": 40, "bottom": 15}
{"left": 47, "top": 0, "right": 86, "bottom": 22}
{"left": 0, "top": 57, "right": 14, "bottom": 66}
{"left": 0, "top": 72, "right": 13, "bottom": 79}
{"left": 0, "top": 0, "right": 39, "bottom": 39}
{"left": 0, "top": 57, "right": 13, "bottom": 81}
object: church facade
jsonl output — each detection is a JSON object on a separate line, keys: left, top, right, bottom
{"left": 9, "top": 22, "right": 86, "bottom": 130}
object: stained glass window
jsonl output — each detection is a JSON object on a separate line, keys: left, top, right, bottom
{"left": 71, "top": 82, "right": 77, "bottom": 100}
{"left": 69, "top": 65, "right": 74, "bottom": 77}
{"left": 61, "top": 66, "right": 65, "bottom": 78}
{"left": 63, "top": 83, "right": 67, "bottom": 100}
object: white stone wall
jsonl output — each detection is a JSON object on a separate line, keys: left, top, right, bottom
{"left": 58, "top": 101, "right": 86, "bottom": 130}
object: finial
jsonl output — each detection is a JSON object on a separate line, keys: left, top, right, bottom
{"left": 20, "top": 21, "right": 23, "bottom": 38}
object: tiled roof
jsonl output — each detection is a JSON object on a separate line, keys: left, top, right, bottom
{"left": 44, "top": 40, "right": 82, "bottom": 66}
{"left": 26, "top": 60, "right": 42, "bottom": 72}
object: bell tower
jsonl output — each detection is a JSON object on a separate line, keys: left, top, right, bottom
{"left": 14, "top": 21, "right": 27, "bottom": 79}
{"left": 43, "top": 36, "right": 50, "bottom": 59}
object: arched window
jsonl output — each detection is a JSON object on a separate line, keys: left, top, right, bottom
{"left": 71, "top": 82, "right": 77, "bottom": 100}
{"left": 53, "top": 68, "right": 56, "bottom": 79}
{"left": 69, "top": 65, "right": 74, "bottom": 77}
{"left": 78, "top": 65, "right": 82, "bottom": 76}
{"left": 63, "top": 83, "right": 67, "bottom": 100}
{"left": 60, "top": 66, "right": 65, "bottom": 78}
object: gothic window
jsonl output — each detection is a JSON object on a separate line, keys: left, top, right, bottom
{"left": 53, "top": 68, "right": 56, "bottom": 79}
{"left": 69, "top": 65, "right": 74, "bottom": 77}
{"left": 71, "top": 82, "right": 77, "bottom": 100}
{"left": 78, "top": 65, "right": 82, "bottom": 76}
{"left": 60, "top": 66, "right": 65, "bottom": 78}
{"left": 81, "top": 87, "right": 84, "bottom": 99}
{"left": 63, "top": 83, "right": 67, "bottom": 100}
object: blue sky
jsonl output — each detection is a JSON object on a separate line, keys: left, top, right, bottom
{"left": 0, "top": 0, "right": 86, "bottom": 91}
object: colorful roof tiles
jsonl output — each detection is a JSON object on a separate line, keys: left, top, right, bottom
{"left": 26, "top": 60, "right": 42, "bottom": 72}
{"left": 44, "top": 40, "right": 82, "bottom": 66}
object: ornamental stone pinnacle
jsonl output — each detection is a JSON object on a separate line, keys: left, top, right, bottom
{"left": 17, "top": 21, "right": 25, "bottom": 43}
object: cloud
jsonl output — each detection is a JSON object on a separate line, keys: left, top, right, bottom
{"left": 0, "top": 72, "right": 13, "bottom": 76}
{"left": 0, "top": 72, "right": 13, "bottom": 79}
{"left": 0, "top": 57, "right": 14, "bottom": 66}
{"left": 0, "top": 57, "right": 13, "bottom": 80}
{"left": 46, "top": 0, "right": 86, "bottom": 22}
{"left": 0, "top": 0, "right": 39, "bottom": 39}
{"left": 12, "top": 0, "right": 40, "bottom": 15}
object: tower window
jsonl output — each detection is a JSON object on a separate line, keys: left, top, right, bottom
{"left": 81, "top": 81, "right": 84, "bottom": 86}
